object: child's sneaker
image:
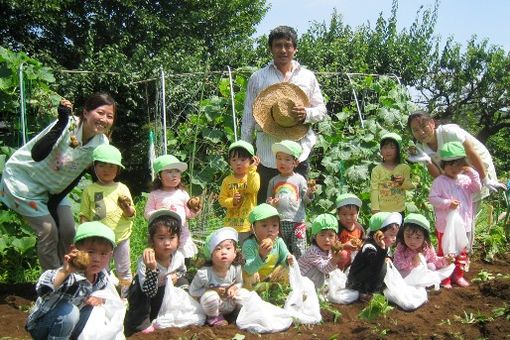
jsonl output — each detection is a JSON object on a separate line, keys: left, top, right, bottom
{"left": 207, "top": 315, "right": 228, "bottom": 327}
{"left": 453, "top": 276, "right": 470, "bottom": 287}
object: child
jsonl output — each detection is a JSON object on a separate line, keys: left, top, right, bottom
{"left": 242, "top": 203, "right": 294, "bottom": 289}
{"left": 26, "top": 221, "right": 117, "bottom": 339}
{"left": 189, "top": 227, "right": 245, "bottom": 326}
{"left": 124, "top": 209, "right": 188, "bottom": 336}
{"left": 298, "top": 214, "right": 344, "bottom": 288}
{"left": 266, "top": 140, "right": 314, "bottom": 259}
{"left": 393, "top": 213, "right": 451, "bottom": 278}
{"left": 346, "top": 212, "right": 401, "bottom": 301}
{"left": 80, "top": 144, "right": 135, "bottom": 296}
{"left": 145, "top": 154, "right": 200, "bottom": 259}
{"left": 219, "top": 140, "right": 261, "bottom": 246}
{"left": 370, "top": 133, "right": 414, "bottom": 215}
{"left": 429, "top": 141, "right": 481, "bottom": 287}
{"left": 335, "top": 193, "right": 366, "bottom": 270}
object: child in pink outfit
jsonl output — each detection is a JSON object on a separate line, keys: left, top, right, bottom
{"left": 428, "top": 142, "right": 481, "bottom": 288}
{"left": 145, "top": 155, "right": 200, "bottom": 258}
{"left": 393, "top": 213, "right": 451, "bottom": 278}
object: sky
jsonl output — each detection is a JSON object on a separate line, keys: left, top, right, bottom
{"left": 254, "top": 0, "right": 509, "bottom": 51}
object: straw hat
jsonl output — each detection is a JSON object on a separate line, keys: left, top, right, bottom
{"left": 252, "top": 82, "right": 310, "bottom": 141}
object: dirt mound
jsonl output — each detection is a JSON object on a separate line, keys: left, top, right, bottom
{"left": 1, "top": 257, "right": 509, "bottom": 339}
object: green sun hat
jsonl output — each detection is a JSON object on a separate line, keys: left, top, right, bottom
{"left": 153, "top": 154, "right": 187, "bottom": 174}
{"left": 271, "top": 140, "right": 302, "bottom": 159}
{"left": 248, "top": 203, "right": 280, "bottom": 224}
{"left": 380, "top": 132, "right": 402, "bottom": 147}
{"left": 439, "top": 141, "right": 466, "bottom": 161}
{"left": 369, "top": 212, "right": 402, "bottom": 232}
{"left": 403, "top": 213, "right": 430, "bottom": 232}
{"left": 335, "top": 193, "right": 362, "bottom": 209}
{"left": 311, "top": 213, "right": 338, "bottom": 236}
{"left": 92, "top": 144, "right": 124, "bottom": 168}
{"left": 229, "top": 140, "right": 255, "bottom": 156}
{"left": 74, "top": 221, "right": 116, "bottom": 248}
{"left": 203, "top": 227, "right": 239, "bottom": 260}
{"left": 147, "top": 209, "right": 182, "bottom": 226}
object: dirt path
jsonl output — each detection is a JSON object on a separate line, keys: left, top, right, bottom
{"left": 1, "top": 256, "right": 509, "bottom": 339}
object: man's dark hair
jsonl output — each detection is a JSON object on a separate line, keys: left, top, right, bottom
{"left": 268, "top": 26, "right": 298, "bottom": 48}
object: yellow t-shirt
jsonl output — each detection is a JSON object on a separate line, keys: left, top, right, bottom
{"left": 370, "top": 164, "right": 414, "bottom": 212}
{"left": 80, "top": 182, "right": 134, "bottom": 243}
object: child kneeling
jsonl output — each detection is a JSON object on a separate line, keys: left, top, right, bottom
{"left": 189, "top": 227, "right": 246, "bottom": 326}
{"left": 26, "top": 222, "right": 117, "bottom": 340}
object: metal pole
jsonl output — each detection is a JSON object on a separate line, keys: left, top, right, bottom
{"left": 19, "top": 63, "right": 27, "bottom": 145}
{"left": 227, "top": 66, "right": 238, "bottom": 141}
{"left": 346, "top": 73, "right": 365, "bottom": 128}
{"left": 160, "top": 68, "right": 168, "bottom": 154}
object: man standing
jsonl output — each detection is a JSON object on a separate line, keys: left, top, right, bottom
{"left": 241, "top": 25, "right": 327, "bottom": 204}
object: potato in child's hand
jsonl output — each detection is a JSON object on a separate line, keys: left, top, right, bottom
{"left": 374, "top": 230, "right": 385, "bottom": 248}
{"left": 187, "top": 196, "right": 202, "bottom": 211}
{"left": 349, "top": 238, "right": 362, "bottom": 249}
{"left": 117, "top": 194, "right": 131, "bottom": 208}
{"left": 71, "top": 250, "right": 90, "bottom": 271}
{"left": 307, "top": 178, "right": 317, "bottom": 190}
{"left": 331, "top": 241, "right": 343, "bottom": 253}
{"left": 261, "top": 238, "right": 273, "bottom": 248}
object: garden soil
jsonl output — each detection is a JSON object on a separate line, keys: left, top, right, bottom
{"left": 1, "top": 255, "right": 509, "bottom": 339}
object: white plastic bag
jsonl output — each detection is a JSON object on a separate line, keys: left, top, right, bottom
{"left": 284, "top": 262, "right": 321, "bottom": 324}
{"left": 404, "top": 254, "right": 455, "bottom": 290}
{"left": 442, "top": 209, "right": 469, "bottom": 255}
{"left": 79, "top": 279, "right": 126, "bottom": 340}
{"left": 326, "top": 269, "right": 359, "bottom": 304}
{"left": 383, "top": 262, "right": 428, "bottom": 311}
{"left": 236, "top": 290, "right": 293, "bottom": 333}
{"left": 153, "top": 280, "right": 206, "bottom": 328}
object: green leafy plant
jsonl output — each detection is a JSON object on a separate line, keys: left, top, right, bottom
{"left": 254, "top": 281, "right": 291, "bottom": 308}
{"left": 492, "top": 303, "right": 510, "bottom": 321}
{"left": 319, "top": 299, "right": 342, "bottom": 323}
{"left": 475, "top": 201, "right": 509, "bottom": 262}
{"left": 472, "top": 269, "right": 496, "bottom": 283}
{"left": 358, "top": 293, "right": 394, "bottom": 321}
{"left": 454, "top": 311, "right": 493, "bottom": 325}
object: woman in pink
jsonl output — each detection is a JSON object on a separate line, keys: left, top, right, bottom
{"left": 144, "top": 155, "right": 200, "bottom": 258}
{"left": 394, "top": 213, "right": 451, "bottom": 279}
{"left": 428, "top": 142, "right": 481, "bottom": 287}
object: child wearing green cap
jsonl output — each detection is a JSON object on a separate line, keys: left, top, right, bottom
{"left": 266, "top": 140, "right": 315, "bottom": 259}
{"left": 124, "top": 209, "right": 188, "bottom": 335}
{"left": 346, "top": 212, "right": 402, "bottom": 301}
{"left": 219, "top": 140, "right": 261, "bottom": 246}
{"left": 298, "top": 214, "right": 344, "bottom": 288}
{"left": 189, "top": 227, "right": 245, "bottom": 326}
{"left": 145, "top": 154, "right": 200, "bottom": 259}
{"left": 428, "top": 141, "right": 481, "bottom": 288}
{"left": 370, "top": 133, "right": 414, "bottom": 215}
{"left": 335, "top": 193, "right": 366, "bottom": 270}
{"left": 26, "top": 221, "right": 116, "bottom": 339}
{"left": 242, "top": 203, "right": 294, "bottom": 289}
{"left": 80, "top": 144, "right": 135, "bottom": 297}
{"left": 394, "top": 213, "right": 452, "bottom": 279}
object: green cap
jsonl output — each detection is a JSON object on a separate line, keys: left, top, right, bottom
{"left": 380, "top": 132, "right": 402, "bottom": 147}
{"left": 147, "top": 209, "right": 182, "bottom": 226}
{"left": 369, "top": 212, "right": 402, "bottom": 232}
{"left": 311, "top": 214, "right": 338, "bottom": 236}
{"left": 153, "top": 154, "right": 187, "bottom": 173}
{"left": 271, "top": 140, "right": 302, "bottom": 159}
{"left": 248, "top": 203, "right": 280, "bottom": 224}
{"left": 92, "top": 144, "right": 124, "bottom": 168}
{"left": 336, "top": 193, "right": 362, "bottom": 209}
{"left": 403, "top": 213, "right": 430, "bottom": 232}
{"left": 439, "top": 141, "right": 466, "bottom": 161}
{"left": 74, "top": 221, "right": 116, "bottom": 248}
{"left": 229, "top": 140, "right": 255, "bottom": 156}
{"left": 203, "top": 227, "right": 238, "bottom": 260}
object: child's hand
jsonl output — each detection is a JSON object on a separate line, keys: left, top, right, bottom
{"left": 392, "top": 175, "right": 404, "bottom": 185}
{"left": 187, "top": 196, "right": 202, "bottom": 212}
{"left": 449, "top": 199, "right": 460, "bottom": 209}
{"left": 259, "top": 238, "right": 273, "bottom": 258}
{"left": 412, "top": 254, "right": 422, "bottom": 267}
{"left": 118, "top": 195, "right": 135, "bottom": 217}
{"left": 266, "top": 196, "right": 279, "bottom": 206}
{"left": 349, "top": 238, "right": 363, "bottom": 250}
{"left": 287, "top": 254, "right": 295, "bottom": 266}
{"left": 143, "top": 248, "right": 158, "bottom": 271}
{"left": 84, "top": 296, "right": 105, "bottom": 306}
{"left": 252, "top": 155, "right": 261, "bottom": 167}
{"left": 446, "top": 253, "right": 455, "bottom": 264}
{"left": 64, "top": 249, "right": 89, "bottom": 273}
{"left": 374, "top": 231, "right": 385, "bottom": 249}
{"left": 58, "top": 99, "right": 73, "bottom": 119}
{"left": 233, "top": 191, "right": 242, "bottom": 207}
{"left": 226, "top": 284, "right": 239, "bottom": 298}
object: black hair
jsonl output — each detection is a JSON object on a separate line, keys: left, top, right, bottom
{"left": 148, "top": 215, "right": 182, "bottom": 242}
{"left": 228, "top": 147, "right": 253, "bottom": 162}
{"left": 268, "top": 26, "right": 298, "bottom": 48}
{"left": 336, "top": 205, "right": 360, "bottom": 234}
{"left": 204, "top": 240, "right": 246, "bottom": 266}
{"left": 396, "top": 223, "right": 431, "bottom": 249}
{"left": 407, "top": 110, "right": 435, "bottom": 130}
{"left": 380, "top": 138, "right": 401, "bottom": 164}
{"left": 92, "top": 160, "right": 121, "bottom": 182}
{"left": 79, "top": 93, "right": 117, "bottom": 137}
{"left": 439, "top": 157, "right": 467, "bottom": 170}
